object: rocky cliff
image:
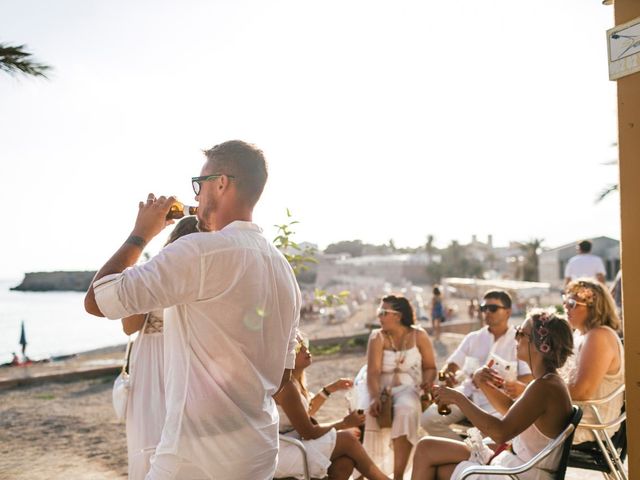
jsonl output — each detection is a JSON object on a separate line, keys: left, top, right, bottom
{"left": 11, "top": 271, "right": 97, "bottom": 292}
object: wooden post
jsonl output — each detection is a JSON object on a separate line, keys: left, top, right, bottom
{"left": 613, "top": 1, "right": 640, "bottom": 478}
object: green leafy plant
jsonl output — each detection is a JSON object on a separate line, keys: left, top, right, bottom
{"left": 313, "top": 288, "right": 349, "bottom": 307}
{"left": 273, "top": 209, "right": 318, "bottom": 275}
{"left": 274, "top": 209, "right": 348, "bottom": 307}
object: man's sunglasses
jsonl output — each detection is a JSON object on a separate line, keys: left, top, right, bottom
{"left": 562, "top": 295, "right": 587, "bottom": 310}
{"left": 515, "top": 326, "right": 531, "bottom": 340}
{"left": 479, "top": 304, "right": 507, "bottom": 313}
{"left": 192, "top": 174, "right": 236, "bottom": 195}
{"left": 377, "top": 307, "right": 401, "bottom": 317}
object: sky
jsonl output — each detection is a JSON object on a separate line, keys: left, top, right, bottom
{"left": 0, "top": 0, "right": 621, "bottom": 279}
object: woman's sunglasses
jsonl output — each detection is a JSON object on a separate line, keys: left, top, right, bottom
{"left": 562, "top": 295, "right": 588, "bottom": 310}
{"left": 479, "top": 304, "right": 506, "bottom": 313}
{"left": 515, "top": 326, "right": 531, "bottom": 340}
{"left": 377, "top": 307, "right": 401, "bottom": 317}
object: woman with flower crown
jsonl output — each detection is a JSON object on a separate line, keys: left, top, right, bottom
{"left": 410, "top": 310, "right": 574, "bottom": 480}
{"left": 562, "top": 278, "right": 624, "bottom": 444}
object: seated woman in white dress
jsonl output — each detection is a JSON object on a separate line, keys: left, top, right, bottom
{"left": 120, "top": 216, "right": 198, "bottom": 480}
{"left": 274, "top": 333, "right": 390, "bottom": 480}
{"left": 411, "top": 310, "right": 574, "bottom": 480}
{"left": 364, "top": 295, "right": 437, "bottom": 478}
{"left": 562, "top": 279, "right": 624, "bottom": 444}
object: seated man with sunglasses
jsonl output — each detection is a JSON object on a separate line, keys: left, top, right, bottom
{"left": 421, "top": 290, "right": 533, "bottom": 440}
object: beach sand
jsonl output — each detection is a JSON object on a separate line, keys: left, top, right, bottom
{"left": 0, "top": 347, "right": 371, "bottom": 480}
{"left": 0, "top": 333, "right": 610, "bottom": 479}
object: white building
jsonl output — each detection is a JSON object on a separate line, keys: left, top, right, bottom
{"left": 315, "top": 252, "right": 435, "bottom": 288}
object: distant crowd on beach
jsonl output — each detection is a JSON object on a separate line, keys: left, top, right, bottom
{"left": 79, "top": 140, "right": 624, "bottom": 480}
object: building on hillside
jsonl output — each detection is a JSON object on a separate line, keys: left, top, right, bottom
{"left": 315, "top": 252, "right": 436, "bottom": 288}
{"left": 538, "top": 236, "right": 620, "bottom": 289}
{"left": 464, "top": 235, "right": 524, "bottom": 279}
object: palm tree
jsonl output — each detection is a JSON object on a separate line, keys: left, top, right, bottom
{"left": 596, "top": 145, "right": 618, "bottom": 203}
{"left": 517, "top": 238, "right": 544, "bottom": 282}
{"left": 0, "top": 42, "right": 50, "bottom": 78}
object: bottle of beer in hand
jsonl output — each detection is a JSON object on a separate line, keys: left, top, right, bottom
{"left": 437, "top": 371, "right": 452, "bottom": 416}
{"left": 166, "top": 201, "right": 198, "bottom": 220}
{"left": 420, "top": 391, "right": 432, "bottom": 412}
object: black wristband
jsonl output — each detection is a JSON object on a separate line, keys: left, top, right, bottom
{"left": 322, "top": 387, "right": 331, "bottom": 397}
{"left": 125, "top": 235, "right": 147, "bottom": 248}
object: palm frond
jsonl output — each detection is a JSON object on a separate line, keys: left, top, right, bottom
{"left": 595, "top": 184, "right": 618, "bottom": 203}
{"left": 0, "top": 43, "right": 51, "bottom": 78}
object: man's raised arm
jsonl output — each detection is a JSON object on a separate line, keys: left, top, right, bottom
{"left": 84, "top": 194, "right": 175, "bottom": 317}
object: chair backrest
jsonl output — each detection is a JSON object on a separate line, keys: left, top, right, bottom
{"left": 568, "top": 392, "right": 627, "bottom": 479}
{"left": 457, "top": 405, "right": 583, "bottom": 480}
{"left": 278, "top": 434, "right": 311, "bottom": 480}
{"left": 554, "top": 405, "right": 584, "bottom": 479}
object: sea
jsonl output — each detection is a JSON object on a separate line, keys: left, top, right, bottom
{"left": 0, "top": 278, "right": 127, "bottom": 364}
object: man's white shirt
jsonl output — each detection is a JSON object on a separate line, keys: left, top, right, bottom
{"left": 564, "top": 253, "right": 606, "bottom": 280}
{"left": 446, "top": 325, "right": 530, "bottom": 411}
{"left": 94, "top": 221, "right": 301, "bottom": 479}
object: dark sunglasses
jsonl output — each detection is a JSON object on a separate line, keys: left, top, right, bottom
{"left": 192, "top": 174, "right": 236, "bottom": 195}
{"left": 479, "top": 304, "right": 507, "bottom": 313}
{"left": 515, "top": 326, "right": 531, "bottom": 340}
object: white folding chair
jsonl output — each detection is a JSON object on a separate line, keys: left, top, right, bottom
{"left": 568, "top": 384, "right": 627, "bottom": 480}
{"left": 457, "top": 406, "right": 582, "bottom": 480}
{"left": 276, "top": 434, "right": 311, "bottom": 480}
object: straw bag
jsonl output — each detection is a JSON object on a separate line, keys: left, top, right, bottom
{"left": 112, "top": 335, "right": 134, "bottom": 422}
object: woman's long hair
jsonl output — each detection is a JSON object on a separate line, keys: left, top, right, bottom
{"left": 165, "top": 216, "right": 198, "bottom": 246}
{"left": 566, "top": 278, "right": 621, "bottom": 332}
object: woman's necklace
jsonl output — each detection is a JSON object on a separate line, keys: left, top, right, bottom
{"left": 386, "top": 329, "right": 410, "bottom": 371}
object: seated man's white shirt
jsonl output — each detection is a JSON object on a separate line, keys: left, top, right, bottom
{"left": 94, "top": 221, "right": 301, "bottom": 479}
{"left": 447, "top": 325, "right": 530, "bottom": 412}
{"left": 564, "top": 254, "right": 606, "bottom": 280}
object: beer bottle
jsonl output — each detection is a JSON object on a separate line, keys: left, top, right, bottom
{"left": 437, "top": 371, "right": 452, "bottom": 415}
{"left": 166, "top": 201, "right": 198, "bottom": 220}
{"left": 420, "top": 391, "right": 432, "bottom": 412}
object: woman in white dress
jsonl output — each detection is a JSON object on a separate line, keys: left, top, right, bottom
{"left": 411, "top": 310, "right": 574, "bottom": 480}
{"left": 121, "top": 216, "right": 198, "bottom": 480}
{"left": 274, "top": 333, "right": 390, "bottom": 480}
{"left": 364, "top": 295, "right": 437, "bottom": 479}
{"left": 562, "top": 278, "right": 624, "bottom": 444}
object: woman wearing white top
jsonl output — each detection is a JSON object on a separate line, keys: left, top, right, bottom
{"left": 411, "top": 310, "right": 574, "bottom": 480}
{"left": 274, "top": 333, "right": 390, "bottom": 480}
{"left": 562, "top": 278, "right": 624, "bottom": 444}
{"left": 121, "top": 216, "right": 198, "bottom": 480}
{"left": 365, "top": 295, "right": 437, "bottom": 479}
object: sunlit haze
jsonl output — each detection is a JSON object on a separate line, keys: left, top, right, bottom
{"left": 0, "top": 0, "right": 620, "bottom": 279}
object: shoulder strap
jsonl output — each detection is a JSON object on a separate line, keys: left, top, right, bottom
{"left": 122, "top": 336, "right": 133, "bottom": 375}
{"left": 123, "top": 313, "right": 150, "bottom": 374}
